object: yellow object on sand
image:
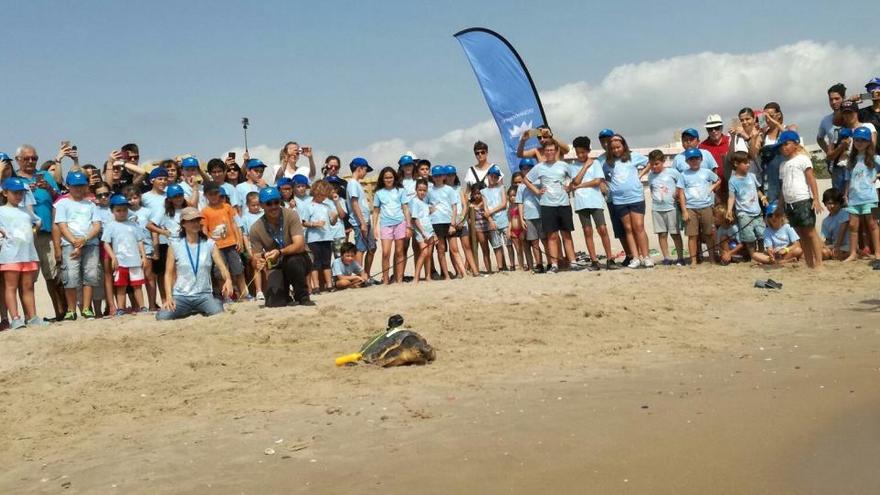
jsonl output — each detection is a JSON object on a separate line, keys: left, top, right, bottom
{"left": 335, "top": 353, "right": 362, "bottom": 366}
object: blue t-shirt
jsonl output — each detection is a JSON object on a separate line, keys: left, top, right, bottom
{"left": 0, "top": 204, "right": 39, "bottom": 263}
{"left": 54, "top": 197, "right": 99, "bottom": 246}
{"left": 482, "top": 185, "right": 509, "bottom": 229}
{"left": 302, "top": 200, "right": 335, "bottom": 243}
{"left": 239, "top": 210, "right": 264, "bottom": 236}
{"left": 846, "top": 155, "right": 880, "bottom": 206}
{"left": 728, "top": 173, "right": 762, "bottom": 216}
{"left": 680, "top": 168, "right": 719, "bottom": 209}
{"left": 94, "top": 206, "right": 112, "bottom": 228}
{"left": 764, "top": 223, "right": 800, "bottom": 249}
{"left": 170, "top": 237, "right": 216, "bottom": 297}
{"left": 515, "top": 184, "right": 541, "bottom": 220}
{"left": 526, "top": 161, "right": 571, "bottom": 207}
{"left": 373, "top": 187, "right": 407, "bottom": 227}
{"left": 129, "top": 207, "right": 154, "bottom": 255}
{"left": 427, "top": 185, "right": 455, "bottom": 224}
{"left": 409, "top": 197, "right": 435, "bottom": 241}
{"left": 603, "top": 158, "right": 647, "bottom": 206}
{"left": 219, "top": 182, "right": 241, "bottom": 208}
{"left": 821, "top": 208, "right": 850, "bottom": 251}
{"left": 153, "top": 209, "right": 183, "bottom": 245}
{"left": 331, "top": 257, "right": 363, "bottom": 277}
{"left": 401, "top": 178, "right": 417, "bottom": 204}
{"left": 235, "top": 182, "right": 260, "bottom": 209}
{"left": 180, "top": 182, "right": 206, "bottom": 209}
{"left": 328, "top": 199, "right": 347, "bottom": 240}
{"left": 569, "top": 161, "right": 606, "bottom": 211}
{"left": 647, "top": 168, "right": 683, "bottom": 212}
{"left": 141, "top": 190, "right": 166, "bottom": 219}
{"left": 101, "top": 219, "right": 145, "bottom": 267}
{"left": 346, "top": 180, "right": 370, "bottom": 227}
{"left": 19, "top": 174, "right": 59, "bottom": 234}
{"left": 672, "top": 148, "right": 718, "bottom": 173}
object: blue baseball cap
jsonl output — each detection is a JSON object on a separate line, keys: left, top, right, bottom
{"left": 430, "top": 165, "right": 445, "bottom": 177}
{"left": 684, "top": 148, "right": 702, "bottom": 160}
{"left": 518, "top": 158, "right": 537, "bottom": 169}
{"left": 166, "top": 184, "right": 184, "bottom": 198}
{"left": 398, "top": 155, "right": 414, "bottom": 166}
{"left": 181, "top": 156, "right": 199, "bottom": 169}
{"left": 246, "top": 159, "right": 266, "bottom": 170}
{"left": 840, "top": 127, "right": 853, "bottom": 139}
{"left": 325, "top": 175, "right": 343, "bottom": 184}
{"left": 259, "top": 186, "right": 281, "bottom": 203}
{"left": 219, "top": 188, "right": 229, "bottom": 198}
{"left": 276, "top": 177, "right": 294, "bottom": 188}
{"left": 0, "top": 152, "right": 11, "bottom": 162}
{"left": 443, "top": 165, "right": 456, "bottom": 176}
{"left": 349, "top": 157, "right": 373, "bottom": 173}
{"left": 487, "top": 165, "right": 502, "bottom": 176}
{"left": 149, "top": 167, "right": 168, "bottom": 180}
{"left": 682, "top": 128, "right": 700, "bottom": 139}
{"left": 598, "top": 128, "right": 615, "bottom": 139}
{"left": 866, "top": 77, "right": 880, "bottom": 90}
{"left": 109, "top": 194, "right": 130, "bottom": 207}
{"left": 66, "top": 171, "right": 89, "bottom": 187}
{"left": 292, "top": 174, "right": 309, "bottom": 186}
{"left": 776, "top": 130, "right": 800, "bottom": 147}
{"left": 765, "top": 200, "right": 778, "bottom": 216}
{"left": 2, "top": 177, "right": 27, "bottom": 192}
{"left": 853, "top": 126, "right": 873, "bottom": 141}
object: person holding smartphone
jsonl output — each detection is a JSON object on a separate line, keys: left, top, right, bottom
{"left": 271, "top": 141, "right": 316, "bottom": 184}
{"left": 858, "top": 77, "right": 880, "bottom": 154}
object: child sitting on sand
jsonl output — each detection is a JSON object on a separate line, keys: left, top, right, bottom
{"left": 714, "top": 205, "right": 744, "bottom": 265}
{"left": 820, "top": 188, "right": 850, "bottom": 261}
{"left": 752, "top": 202, "right": 802, "bottom": 265}
{"left": 332, "top": 242, "right": 366, "bottom": 290}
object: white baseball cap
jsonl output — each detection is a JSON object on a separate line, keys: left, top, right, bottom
{"left": 705, "top": 114, "right": 723, "bottom": 128}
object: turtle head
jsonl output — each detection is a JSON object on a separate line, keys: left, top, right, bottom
{"left": 387, "top": 314, "right": 404, "bottom": 330}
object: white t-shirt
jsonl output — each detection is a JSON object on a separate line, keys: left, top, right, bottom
{"left": 464, "top": 165, "right": 502, "bottom": 190}
{"left": 780, "top": 154, "right": 814, "bottom": 203}
{"left": 265, "top": 160, "right": 312, "bottom": 185}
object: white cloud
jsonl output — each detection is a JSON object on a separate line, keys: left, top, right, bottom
{"left": 241, "top": 41, "right": 880, "bottom": 173}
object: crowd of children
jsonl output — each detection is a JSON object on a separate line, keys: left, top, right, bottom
{"left": 0, "top": 97, "right": 878, "bottom": 326}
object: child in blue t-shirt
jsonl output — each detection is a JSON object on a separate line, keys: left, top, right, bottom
{"left": 843, "top": 129, "right": 880, "bottom": 261}
{"left": 680, "top": 149, "right": 720, "bottom": 265}
{"left": 410, "top": 179, "right": 436, "bottom": 284}
{"left": 640, "top": 150, "right": 686, "bottom": 266}
{"left": 571, "top": 138, "right": 615, "bottom": 270}
{"left": 301, "top": 180, "right": 339, "bottom": 293}
{"left": 371, "top": 167, "right": 411, "bottom": 285}
{"left": 481, "top": 166, "right": 509, "bottom": 271}
{"left": 0, "top": 178, "right": 46, "bottom": 328}
{"left": 102, "top": 194, "right": 147, "bottom": 315}
{"left": 714, "top": 205, "right": 744, "bottom": 265}
{"left": 752, "top": 204, "right": 803, "bottom": 265}
{"left": 331, "top": 242, "right": 366, "bottom": 290}
{"left": 819, "top": 188, "right": 850, "bottom": 260}
{"left": 726, "top": 151, "right": 767, "bottom": 262}
{"left": 56, "top": 171, "right": 103, "bottom": 320}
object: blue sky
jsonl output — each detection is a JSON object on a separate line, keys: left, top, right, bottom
{"left": 3, "top": 0, "right": 877, "bottom": 168}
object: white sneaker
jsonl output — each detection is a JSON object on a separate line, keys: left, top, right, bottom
{"left": 255, "top": 291, "right": 265, "bottom": 301}
{"left": 627, "top": 258, "right": 641, "bottom": 269}
{"left": 642, "top": 258, "right": 655, "bottom": 268}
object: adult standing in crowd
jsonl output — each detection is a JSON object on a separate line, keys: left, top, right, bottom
{"left": 817, "top": 83, "right": 846, "bottom": 157}
{"left": 271, "top": 141, "right": 316, "bottom": 184}
{"left": 465, "top": 141, "right": 501, "bottom": 194}
{"left": 699, "top": 114, "right": 730, "bottom": 202}
{"left": 728, "top": 108, "right": 763, "bottom": 188}
{"left": 825, "top": 100, "right": 877, "bottom": 191}
{"left": 857, "top": 77, "right": 880, "bottom": 154}
{"left": 758, "top": 102, "right": 794, "bottom": 204}
{"left": 156, "top": 208, "right": 232, "bottom": 321}
{"left": 249, "top": 187, "right": 313, "bottom": 307}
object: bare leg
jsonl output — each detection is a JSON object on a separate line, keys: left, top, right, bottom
{"left": 658, "top": 233, "right": 670, "bottom": 260}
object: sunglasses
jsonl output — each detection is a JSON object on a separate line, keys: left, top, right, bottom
{"left": 95, "top": 192, "right": 110, "bottom": 199}
{"left": 707, "top": 126, "right": 723, "bottom": 132}
{"left": 264, "top": 200, "right": 281, "bottom": 206}
{"left": 20, "top": 156, "right": 38, "bottom": 162}
{"left": 474, "top": 150, "right": 487, "bottom": 155}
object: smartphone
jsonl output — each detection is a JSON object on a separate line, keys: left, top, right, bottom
{"left": 228, "top": 152, "right": 236, "bottom": 159}
{"left": 758, "top": 113, "right": 766, "bottom": 128}
{"left": 527, "top": 129, "right": 541, "bottom": 139}
{"left": 860, "top": 92, "right": 874, "bottom": 102}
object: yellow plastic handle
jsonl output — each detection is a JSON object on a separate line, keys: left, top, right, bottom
{"left": 335, "top": 353, "right": 362, "bottom": 367}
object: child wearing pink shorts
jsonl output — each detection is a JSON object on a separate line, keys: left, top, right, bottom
{"left": 371, "top": 167, "right": 412, "bottom": 284}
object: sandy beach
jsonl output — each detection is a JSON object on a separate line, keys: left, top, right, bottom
{"left": 2, "top": 257, "right": 879, "bottom": 494}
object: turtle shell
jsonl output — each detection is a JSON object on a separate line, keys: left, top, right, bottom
{"left": 360, "top": 329, "right": 436, "bottom": 367}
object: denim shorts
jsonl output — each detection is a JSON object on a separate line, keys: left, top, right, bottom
{"left": 353, "top": 223, "right": 376, "bottom": 252}
{"left": 736, "top": 212, "right": 766, "bottom": 243}
{"left": 61, "top": 243, "right": 101, "bottom": 289}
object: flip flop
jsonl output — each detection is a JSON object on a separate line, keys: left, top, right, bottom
{"left": 765, "top": 279, "right": 783, "bottom": 290}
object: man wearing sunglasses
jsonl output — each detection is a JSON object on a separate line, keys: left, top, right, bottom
{"left": 464, "top": 141, "right": 502, "bottom": 196}
{"left": 699, "top": 114, "right": 731, "bottom": 203}
{"left": 248, "top": 187, "right": 313, "bottom": 307}
{"left": 106, "top": 143, "right": 146, "bottom": 194}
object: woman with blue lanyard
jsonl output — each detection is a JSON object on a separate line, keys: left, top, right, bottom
{"left": 156, "top": 207, "right": 232, "bottom": 321}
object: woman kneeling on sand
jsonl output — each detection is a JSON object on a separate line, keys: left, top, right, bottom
{"left": 156, "top": 207, "right": 232, "bottom": 321}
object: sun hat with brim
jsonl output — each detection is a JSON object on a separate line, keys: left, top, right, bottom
{"left": 2, "top": 178, "right": 27, "bottom": 192}
{"left": 704, "top": 114, "right": 723, "bottom": 128}
{"left": 179, "top": 207, "right": 203, "bottom": 221}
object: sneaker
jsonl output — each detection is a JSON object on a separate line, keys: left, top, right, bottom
{"left": 627, "top": 258, "right": 641, "bottom": 269}
{"left": 675, "top": 258, "right": 686, "bottom": 266}
{"left": 547, "top": 265, "right": 559, "bottom": 274}
{"left": 10, "top": 318, "right": 26, "bottom": 330}
{"left": 569, "top": 264, "right": 585, "bottom": 272}
{"left": 26, "top": 316, "right": 49, "bottom": 327}
{"left": 589, "top": 261, "right": 601, "bottom": 271}
{"left": 532, "top": 264, "right": 545, "bottom": 274}
{"left": 621, "top": 256, "right": 633, "bottom": 268}
{"left": 255, "top": 291, "right": 265, "bottom": 301}
{"left": 662, "top": 258, "right": 674, "bottom": 266}
{"left": 642, "top": 258, "right": 655, "bottom": 268}
{"left": 62, "top": 311, "right": 77, "bottom": 321}
{"left": 81, "top": 308, "right": 96, "bottom": 319}
{"left": 297, "top": 298, "right": 316, "bottom": 307}
{"left": 605, "top": 260, "right": 619, "bottom": 271}
{"left": 114, "top": 309, "right": 127, "bottom": 317}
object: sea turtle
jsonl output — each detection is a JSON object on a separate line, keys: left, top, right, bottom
{"left": 338, "top": 315, "right": 436, "bottom": 367}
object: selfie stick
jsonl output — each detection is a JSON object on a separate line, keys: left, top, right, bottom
{"left": 242, "top": 117, "right": 250, "bottom": 153}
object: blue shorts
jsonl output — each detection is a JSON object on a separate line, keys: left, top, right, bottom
{"left": 353, "top": 224, "right": 376, "bottom": 252}
{"left": 846, "top": 202, "right": 877, "bottom": 216}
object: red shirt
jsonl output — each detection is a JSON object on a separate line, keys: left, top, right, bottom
{"left": 699, "top": 135, "right": 730, "bottom": 201}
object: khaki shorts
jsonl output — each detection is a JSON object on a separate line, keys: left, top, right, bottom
{"left": 35, "top": 231, "right": 60, "bottom": 282}
{"left": 685, "top": 207, "right": 714, "bottom": 237}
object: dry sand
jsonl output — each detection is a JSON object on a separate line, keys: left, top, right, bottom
{"left": 2, "top": 258, "right": 879, "bottom": 494}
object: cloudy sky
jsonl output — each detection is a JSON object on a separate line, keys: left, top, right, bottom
{"left": 3, "top": 0, "right": 879, "bottom": 172}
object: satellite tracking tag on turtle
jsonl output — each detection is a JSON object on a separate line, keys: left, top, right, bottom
{"left": 335, "top": 315, "right": 436, "bottom": 368}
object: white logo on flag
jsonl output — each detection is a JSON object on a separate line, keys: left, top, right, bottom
{"left": 508, "top": 121, "right": 533, "bottom": 139}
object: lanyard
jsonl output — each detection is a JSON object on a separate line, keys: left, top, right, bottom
{"left": 183, "top": 240, "right": 201, "bottom": 277}
{"left": 263, "top": 216, "right": 285, "bottom": 248}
